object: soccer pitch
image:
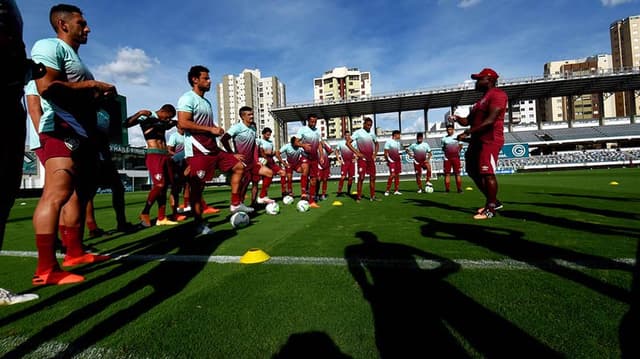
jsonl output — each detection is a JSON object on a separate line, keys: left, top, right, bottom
{"left": 1, "top": 168, "right": 638, "bottom": 358}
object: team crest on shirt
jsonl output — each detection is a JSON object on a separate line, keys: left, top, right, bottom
{"left": 154, "top": 173, "right": 163, "bottom": 181}
{"left": 197, "top": 170, "right": 206, "bottom": 179}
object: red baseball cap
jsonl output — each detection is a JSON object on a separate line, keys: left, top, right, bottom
{"left": 471, "top": 68, "right": 499, "bottom": 80}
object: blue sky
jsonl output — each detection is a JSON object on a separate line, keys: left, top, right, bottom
{"left": 20, "top": 0, "right": 638, "bottom": 146}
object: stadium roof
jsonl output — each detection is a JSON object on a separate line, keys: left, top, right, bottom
{"left": 270, "top": 68, "right": 640, "bottom": 123}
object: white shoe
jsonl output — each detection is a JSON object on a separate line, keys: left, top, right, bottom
{"left": 426, "top": 181, "right": 433, "bottom": 187}
{"left": 384, "top": 191, "right": 390, "bottom": 196}
{"left": 417, "top": 189, "right": 423, "bottom": 193}
{"left": 393, "top": 191, "right": 402, "bottom": 195}
{"left": 196, "top": 224, "right": 213, "bottom": 236}
{"left": 230, "top": 203, "right": 255, "bottom": 214}
{"left": 0, "top": 288, "right": 39, "bottom": 306}
{"left": 256, "top": 196, "right": 275, "bottom": 204}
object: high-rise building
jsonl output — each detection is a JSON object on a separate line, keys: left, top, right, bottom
{"left": 313, "top": 67, "right": 371, "bottom": 138}
{"left": 217, "top": 69, "right": 286, "bottom": 146}
{"left": 542, "top": 54, "right": 615, "bottom": 121}
{"left": 610, "top": 14, "right": 640, "bottom": 117}
{"left": 510, "top": 99, "right": 537, "bottom": 124}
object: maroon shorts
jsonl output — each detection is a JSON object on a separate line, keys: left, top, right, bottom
{"left": 341, "top": 162, "right": 355, "bottom": 177}
{"left": 465, "top": 142, "right": 501, "bottom": 176}
{"left": 38, "top": 132, "right": 97, "bottom": 169}
{"left": 306, "top": 158, "right": 319, "bottom": 178}
{"left": 246, "top": 162, "right": 263, "bottom": 183}
{"left": 357, "top": 158, "right": 376, "bottom": 178}
{"left": 318, "top": 165, "right": 331, "bottom": 180}
{"left": 187, "top": 151, "right": 240, "bottom": 182}
{"left": 388, "top": 161, "right": 402, "bottom": 175}
{"left": 266, "top": 157, "right": 282, "bottom": 174}
{"left": 413, "top": 160, "right": 431, "bottom": 174}
{"left": 443, "top": 157, "right": 461, "bottom": 175}
{"left": 38, "top": 132, "right": 74, "bottom": 163}
{"left": 146, "top": 153, "right": 172, "bottom": 186}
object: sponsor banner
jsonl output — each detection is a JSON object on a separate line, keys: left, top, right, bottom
{"left": 500, "top": 143, "right": 529, "bottom": 158}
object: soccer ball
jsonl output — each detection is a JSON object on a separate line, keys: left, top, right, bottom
{"left": 230, "top": 211, "right": 250, "bottom": 228}
{"left": 424, "top": 186, "right": 434, "bottom": 193}
{"left": 265, "top": 202, "right": 280, "bottom": 215}
{"left": 296, "top": 200, "right": 310, "bottom": 212}
{"left": 282, "top": 195, "right": 294, "bottom": 205}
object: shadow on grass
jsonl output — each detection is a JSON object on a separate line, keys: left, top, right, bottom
{"left": 528, "top": 191, "right": 640, "bottom": 203}
{"left": 415, "top": 216, "right": 633, "bottom": 304}
{"left": 0, "top": 221, "right": 234, "bottom": 358}
{"left": 272, "top": 331, "right": 352, "bottom": 359}
{"left": 620, "top": 238, "right": 640, "bottom": 358}
{"left": 499, "top": 209, "right": 639, "bottom": 238}
{"left": 507, "top": 201, "right": 640, "bottom": 221}
{"left": 344, "top": 231, "right": 560, "bottom": 358}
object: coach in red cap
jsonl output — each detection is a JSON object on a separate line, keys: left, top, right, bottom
{"left": 449, "top": 68, "right": 508, "bottom": 219}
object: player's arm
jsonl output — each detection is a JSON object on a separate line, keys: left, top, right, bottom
{"left": 405, "top": 145, "right": 414, "bottom": 158}
{"left": 275, "top": 149, "right": 288, "bottom": 168}
{"left": 449, "top": 114, "right": 469, "bottom": 127}
{"left": 259, "top": 144, "right": 268, "bottom": 158}
{"left": 293, "top": 137, "right": 311, "bottom": 152}
{"left": 177, "top": 110, "right": 224, "bottom": 136}
{"left": 220, "top": 133, "right": 234, "bottom": 153}
{"left": 36, "top": 67, "right": 116, "bottom": 107}
{"left": 335, "top": 147, "right": 344, "bottom": 165}
{"left": 26, "top": 94, "right": 43, "bottom": 131}
{"left": 346, "top": 141, "right": 363, "bottom": 159}
{"left": 125, "top": 109, "right": 152, "bottom": 128}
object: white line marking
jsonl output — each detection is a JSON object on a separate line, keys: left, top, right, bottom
{"left": 0, "top": 251, "right": 634, "bottom": 270}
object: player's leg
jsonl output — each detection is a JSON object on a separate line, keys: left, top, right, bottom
{"left": 444, "top": 160, "right": 452, "bottom": 192}
{"left": 32, "top": 155, "right": 85, "bottom": 285}
{"left": 413, "top": 163, "right": 423, "bottom": 192}
{"left": 308, "top": 160, "right": 320, "bottom": 207}
{"left": 385, "top": 162, "right": 393, "bottom": 195}
{"left": 140, "top": 154, "right": 163, "bottom": 227}
{"left": 453, "top": 158, "right": 463, "bottom": 193}
{"left": 356, "top": 159, "right": 367, "bottom": 201}
{"left": 473, "top": 144, "right": 500, "bottom": 219}
{"left": 369, "top": 161, "right": 377, "bottom": 200}
{"left": 257, "top": 165, "right": 275, "bottom": 204}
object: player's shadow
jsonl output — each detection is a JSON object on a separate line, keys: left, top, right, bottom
{"left": 507, "top": 200, "right": 640, "bottom": 221}
{"left": 404, "top": 197, "right": 478, "bottom": 215}
{"left": 344, "top": 231, "right": 560, "bottom": 358}
{"left": 619, "top": 238, "right": 640, "bottom": 358}
{"left": 1, "top": 223, "right": 232, "bottom": 358}
{"left": 415, "top": 216, "right": 633, "bottom": 304}
{"left": 272, "top": 331, "right": 352, "bottom": 359}
{"left": 499, "top": 209, "right": 639, "bottom": 238}
{"left": 528, "top": 191, "right": 640, "bottom": 203}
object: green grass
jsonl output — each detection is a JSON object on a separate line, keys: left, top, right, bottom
{"left": 1, "top": 168, "right": 638, "bottom": 358}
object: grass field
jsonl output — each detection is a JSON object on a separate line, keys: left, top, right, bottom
{"left": 1, "top": 168, "right": 639, "bottom": 358}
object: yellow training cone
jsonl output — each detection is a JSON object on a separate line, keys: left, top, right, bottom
{"left": 332, "top": 201, "right": 343, "bottom": 206}
{"left": 609, "top": 181, "right": 619, "bottom": 186}
{"left": 240, "top": 248, "right": 270, "bottom": 264}
{"left": 351, "top": 191, "right": 358, "bottom": 195}
{"left": 465, "top": 187, "right": 474, "bottom": 191}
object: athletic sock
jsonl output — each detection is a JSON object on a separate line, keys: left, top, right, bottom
{"left": 64, "top": 226, "right": 85, "bottom": 258}
{"left": 35, "top": 233, "right": 59, "bottom": 274}
{"left": 260, "top": 177, "right": 272, "bottom": 198}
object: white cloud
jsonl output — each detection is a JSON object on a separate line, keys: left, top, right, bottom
{"left": 458, "top": 0, "right": 482, "bottom": 8}
{"left": 96, "top": 47, "right": 158, "bottom": 86}
{"left": 600, "top": 0, "right": 633, "bottom": 6}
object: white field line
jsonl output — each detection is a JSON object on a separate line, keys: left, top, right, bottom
{"left": 0, "top": 335, "right": 154, "bottom": 359}
{"left": 0, "top": 250, "right": 635, "bottom": 270}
